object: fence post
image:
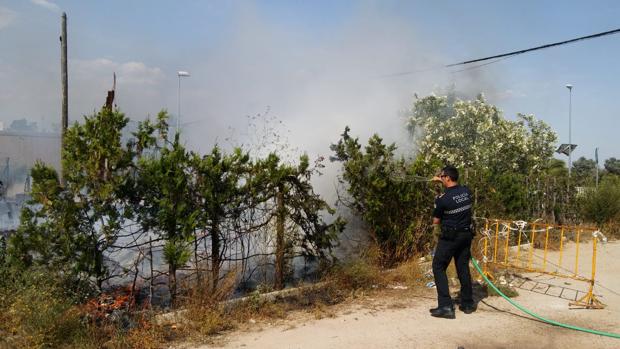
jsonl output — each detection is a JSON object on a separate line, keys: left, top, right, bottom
{"left": 559, "top": 226, "right": 565, "bottom": 269}
{"left": 528, "top": 223, "right": 536, "bottom": 270}
{"left": 543, "top": 226, "right": 550, "bottom": 271}
{"left": 574, "top": 228, "right": 581, "bottom": 276}
{"left": 493, "top": 221, "right": 500, "bottom": 263}
{"left": 483, "top": 220, "right": 489, "bottom": 276}
{"left": 503, "top": 222, "right": 510, "bottom": 265}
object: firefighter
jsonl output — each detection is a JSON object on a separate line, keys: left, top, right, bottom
{"left": 429, "top": 165, "right": 476, "bottom": 319}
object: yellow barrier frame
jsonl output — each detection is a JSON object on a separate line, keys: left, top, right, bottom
{"left": 480, "top": 219, "right": 605, "bottom": 309}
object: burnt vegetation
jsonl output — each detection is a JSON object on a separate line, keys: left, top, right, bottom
{"left": 1, "top": 94, "right": 618, "bottom": 348}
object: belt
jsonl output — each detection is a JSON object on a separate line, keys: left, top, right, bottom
{"left": 442, "top": 226, "right": 471, "bottom": 233}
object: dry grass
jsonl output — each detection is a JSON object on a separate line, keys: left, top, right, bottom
{"left": 1, "top": 247, "right": 432, "bottom": 349}
{"left": 0, "top": 270, "right": 92, "bottom": 349}
{"left": 384, "top": 257, "right": 428, "bottom": 290}
{"left": 601, "top": 221, "right": 620, "bottom": 240}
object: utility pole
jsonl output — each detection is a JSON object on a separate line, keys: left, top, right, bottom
{"left": 595, "top": 147, "right": 599, "bottom": 188}
{"left": 60, "top": 12, "right": 68, "bottom": 185}
{"left": 566, "top": 84, "right": 573, "bottom": 177}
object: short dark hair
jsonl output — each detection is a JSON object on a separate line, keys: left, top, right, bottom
{"left": 441, "top": 165, "right": 459, "bottom": 181}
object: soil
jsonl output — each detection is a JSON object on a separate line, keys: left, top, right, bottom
{"left": 189, "top": 240, "right": 620, "bottom": 349}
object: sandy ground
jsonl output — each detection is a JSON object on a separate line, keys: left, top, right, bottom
{"left": 192, "top": 240, "right": 620, "bottom": 349}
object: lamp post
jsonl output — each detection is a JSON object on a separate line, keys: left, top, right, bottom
{"left": 566, "top": 84, "right": 573, "bottom": 177}
{"left": 177, "top": 71, "right": 190, "bottom": 133}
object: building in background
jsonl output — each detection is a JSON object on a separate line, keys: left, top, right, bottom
{"left": 0, "top": 123, "right": 60, "bottom": 233}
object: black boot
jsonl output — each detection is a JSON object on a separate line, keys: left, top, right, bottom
{"left": 430, "top": 305, "right": 455, "bottom": 319}
{"left": 459, "top": 303, "right": 477, "bottom": 314}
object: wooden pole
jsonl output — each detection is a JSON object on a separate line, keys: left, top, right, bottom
{"left": 60, "top": 12, "right": 68, "bottom": 185}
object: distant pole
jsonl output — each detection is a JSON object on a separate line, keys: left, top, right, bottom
{"left": 566, "top": 84, "right": 573, "bottom": 177}
{"left": 595, "top": 147, "right": 599, "bottom": 188}
{"left": 60, "top": 12, "right": 68, "bottom": 185}
{"left": 176, "top": 71, "right": 190, "bottom": 134}
{"left": 177, "top": 75, "right": 180, "bottom": 131}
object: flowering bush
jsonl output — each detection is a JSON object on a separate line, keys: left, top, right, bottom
{"left": 408, "top": 94, "right": 557, "bottom": 176}
{"left": 408, "top": 94, "right": 561, "bottom": 219}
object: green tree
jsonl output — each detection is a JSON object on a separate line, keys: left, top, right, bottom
{"left": 192, "top": 146, "right": 252, "bottom": 291}
{"left": 330, "top": 127, "right": 436, "bottom": 266}
{"left": 9, "top": 107, "right": 142, "bottom": 288}
{"left": 136, "top": 113, "right": 198, "bottom": 303}
{"left": 581, "top": 176, "right": 620, "bottom": 225}
{"left": 255, "top": 153, "right": 345, "bottom": 289}
{"left": 572, "top": 157, "right": 596, "bottom": 186}
{"left": 604, "top": 157, "right": 620, "bottom": 175}
{"left": 548, "top": 158, "right": 568, "bottom": 177}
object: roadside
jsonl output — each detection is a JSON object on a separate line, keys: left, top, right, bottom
{"left": 189, "top": 241, "right": 620, "bottom": 349}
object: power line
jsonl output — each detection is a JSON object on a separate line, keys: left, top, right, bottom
{"left": 449, "top": 56, "right": 511, "bottom": 74}
{"left": 446, "top": 27, "right": 620, "bottom": 67}
{"left": 383, "top": 27, "right": 620, "bottom": 78}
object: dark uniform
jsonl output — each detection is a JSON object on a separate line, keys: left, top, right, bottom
{"left": 432, "top": 185, "right": 474, "bottom": 309}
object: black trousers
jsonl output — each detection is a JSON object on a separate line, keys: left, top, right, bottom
{"left": 432, "top": 231, "right": 473, "bottom": 308}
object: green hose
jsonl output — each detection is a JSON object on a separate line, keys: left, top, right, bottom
{"left": 470, "top": 257, "right": 620, "bottom": 339}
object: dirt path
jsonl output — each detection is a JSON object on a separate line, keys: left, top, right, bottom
{"left": 192, "top": 241, "right": 620, "bottom": 349}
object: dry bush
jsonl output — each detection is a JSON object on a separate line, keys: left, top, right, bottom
{"left": 601, "top": 221, "right": 620, "bottom": 240}
{"left": 383, "top": 258, "right": 425, "bottom": 288}
{"left": 0, "top": 244, "right": 433, "bottom": 348}
{"left": 175, "top": 270, "right": 239, "bottom": 339}
{"left": 0, "top": 268, "right": 171, "bottom": 349}
{"left": 329, "top": 258, "right": 385, "bottom": 290}
{"left": 226, "top": 280, "right": 347, "bottom": 324}
{"left": 0, "top": 270, "right": 91, "bottom": 349}
{"left": 327, "top": 242, "right": 387, "bottom": 291}
{"left": 107, "top": 325, "right": 166, "bottom": 349}
{"left": 532, "top": 228, "right": 563, "bottom": 251}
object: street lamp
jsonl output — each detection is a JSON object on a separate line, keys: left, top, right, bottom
{"left": 177, "top": 71, "right": 190, "bottom": 132}
{"left": 566, "top": 84, "right": 573, "bottom": 177}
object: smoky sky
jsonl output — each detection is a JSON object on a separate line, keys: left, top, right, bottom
{"left": 1, "top": 2, "right": 509, "bottom": 200}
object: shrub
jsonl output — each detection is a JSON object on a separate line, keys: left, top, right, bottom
{"left": 580, "top": 176, "right": 620, "bottom": 226}
{"left": 0, "top": 268, "right": 91, "bottom": 348}
{"left": 331, "top": 258, "right": 384, "bottom": 290}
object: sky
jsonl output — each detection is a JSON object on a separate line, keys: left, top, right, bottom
{"left": 1, "top": 0, "right": 620, "bottom": 175}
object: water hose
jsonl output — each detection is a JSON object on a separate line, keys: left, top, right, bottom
{"left": 470, "top": 257, "right": 620, "bottom": 339}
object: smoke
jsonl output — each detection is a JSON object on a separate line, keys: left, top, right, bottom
{"left": 30, "top": 0, "right": 61, "bottom": 14}
{"left": 172, "top": 4, "right": 504, "bottom": 202}
{"left": 0, "top": 6, "right": 16, "bottom": 30}
{"left": 0, "top": 2, "right": 506, "bottom": 203}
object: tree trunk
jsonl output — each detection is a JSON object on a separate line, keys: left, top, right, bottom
{"left": 211, "top": 222, "right": 220, "bottom": 292}
{"left": 274, "top": 185, "right": 286, "bottom": 290}
{"left": 149, "top": 238, "right": 154, "bottom": 308}
{"left": 169, "top": 263, "right": 177, "bottom": 306}
{"left": 94, "top": 242, "right": 104, "bottom": 290}
{"left": 194, "top": 231, "right": 201, "bottom": 287}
